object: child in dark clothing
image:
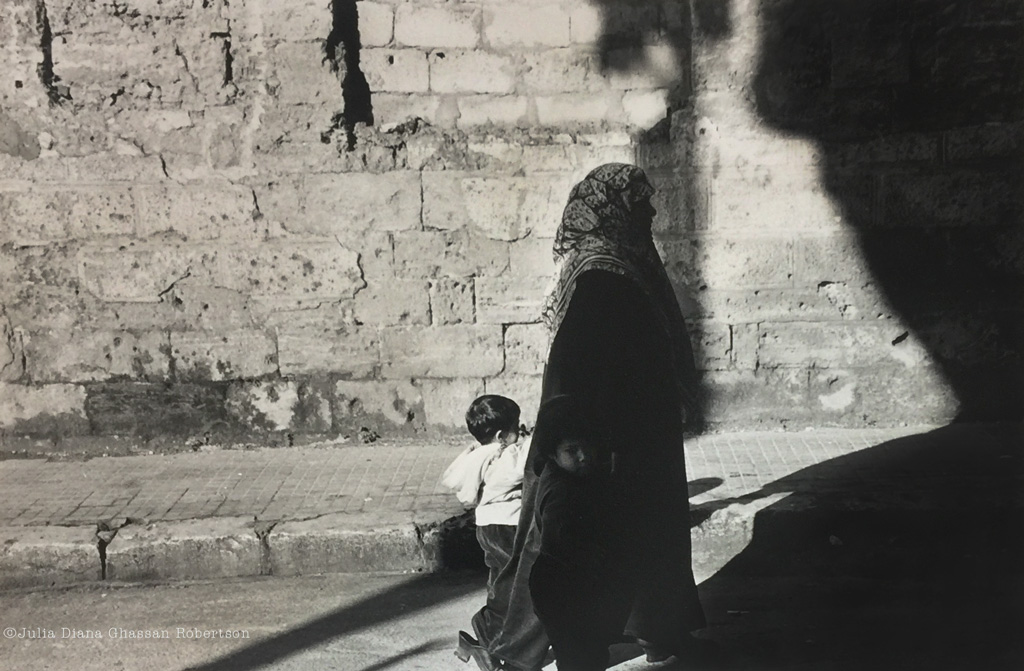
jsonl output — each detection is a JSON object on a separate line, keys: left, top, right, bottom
{"left": 528, "top": 395, "right": 634, "bottom": 671}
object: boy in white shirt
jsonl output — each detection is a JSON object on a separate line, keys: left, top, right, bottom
{"left": 443, "top": 395, "right": 530, "bottom": 669}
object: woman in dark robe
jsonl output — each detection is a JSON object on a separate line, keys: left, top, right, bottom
{"left": 462, "top": 163, "right": 706, "bottom": 671}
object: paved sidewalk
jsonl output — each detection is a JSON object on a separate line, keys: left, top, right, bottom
{"left": 0, "top": 428, "right": 923, "bottom": 529}
{"left": 1, "top": 425, "right": 1019, "bottom": 590}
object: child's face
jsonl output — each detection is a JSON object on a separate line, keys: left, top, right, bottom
{"left": 553, "top": 438, "right": 597, "bottom": 476}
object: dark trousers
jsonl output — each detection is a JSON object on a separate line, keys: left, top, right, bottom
{"left": 472, "top": 524, "right": 517, "bottom": 644}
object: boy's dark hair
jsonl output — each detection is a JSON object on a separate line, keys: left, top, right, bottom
{"left": 530, "top": 394, "right": 600, "bottom": 475}
{"left": 466, "top": 395, "right": 521, "bottom": 444}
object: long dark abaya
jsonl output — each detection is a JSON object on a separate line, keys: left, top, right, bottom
{"left": 476, "top": 269, "right": 706, "bottom": 671}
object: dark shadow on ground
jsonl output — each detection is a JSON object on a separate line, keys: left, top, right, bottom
{"left": 182, "top": 573, "right": 478, "bottom": 671}
{"left": 689, "top": 423, "right": 1024, "bottom": 670}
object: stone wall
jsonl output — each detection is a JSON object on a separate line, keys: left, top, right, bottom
{"left": 1, "top": 0, "right": 1020, "bottom": 445}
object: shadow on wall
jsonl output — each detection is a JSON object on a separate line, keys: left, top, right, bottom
{"left": 692, "top": 424, "right": 1024, "bottom": 670}
{"left": 588, "top": 0, "right": 1023, "bottom": 425}
{"left": 751, "top": 0, "right": 1024, "bottom": 421}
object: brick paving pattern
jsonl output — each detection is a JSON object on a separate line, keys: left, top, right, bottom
{"left": 0, "top": 429, "right": 929, "bottom": 528}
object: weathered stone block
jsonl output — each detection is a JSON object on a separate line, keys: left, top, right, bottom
{"left": 658, "top": 236, "right": 793, "bottom": 290}
{"left": 297, "top": 171, "right": 421, "bottom": 240}
{"left": 418, "top": 377, "right": 487, "bottom": 428}
{"left": 362, "top": 48, "right": 429, "bottom": 93}
{"left": 882, "top": 172, "right": 1021, "bottom": 227}
{"left": 256, "top": 104, "right": 337, "bottom": 148}
{"left": 518, "top": 143, "right": 576, "bottom": 172}
{"left": 457, "top": 95, "right": 531, "bottom": 128}
{"left": 521, "top": 49, "right": 601, "bottom": 93}
{"left": 394, "top": 5, "right": 480, "bottom": 48}
{"left": 4, "top": 186, "right": 136, "bottom": 242}
{"left": 429, "top": 51, "right": 515, "bottom": 94}
{"left": 24, "top": 330, "right": 170, "bottom": 383}
{"left": 226, "top": 379, "right": 332, "bottom": 433}
{"left": 394, "top": 230, "right": 509, "bottom": 279}
{"left": 105, "top": 518, "right": 261, "bottom": 582}
{"left": 84, "top": 382, "right": 227, "bottom": 436}
{"left": 483, "top": 375, "right": 542, "bottom": 425}
{"left": 254, "top": 180, "right": 301, "bottom": 227}
{"left": 691, "top": 321, "right": 732, "bottom": 371}
{"left": 685, "top": 287, "right": 853, "bottom": 324}
{"left": 484, "top": 6, "right": 571, "bottom": 48}
{"left": 354, "top": 279, "right": 430, "bottom": 326}
{"left": 422, "top": 172, "right": 568, "bottom": 241}
{"left": 263, "top": 0, "right": 333, "bottom": 42}
{"left": 372, "top": 93, "right": 443, "bottom": 128}
{"left": 791, "top": 234, "right": 874, "bottom": 285}
{"left": 0, "top": 382, "right": 89, "bottom": 434}
{"left": 0, "top": 154, "right": 69, "bottom": 182}
{"left": 381, "top": 325, "right": 503, "bottom": 378}
{"left": 137, "top": 184, "right": 257, "bottom": 240}
{"left": 69, "top": 188, "right": 138, "bottom": 238}
{"left": 171, "top": 329, "right": 277, "bottom": 381}
{"left": 810, "top": 366, "right": 957, "bottom": 426}
{"left": 162, "top": 282, "right": 256, "bottom": 332}
{"left": 333, "top": 378, "right": 424, "bottom": 430}
{"left": 213, "top": 242, "right": 364, "bottom": 300}
{"left": 430, "top": 278, "right": 475, "bottom": 325}
{"left": 568, "top": 4, "right": 602, "bottom": 43}
{"left": 358, "top": 2, "right": 395, "bottom": 47}
{"left": 504, "top": 323, "right": 548, "bottom": 376}
{"left": 536, "top": 92, "right": 615, "bottom": 125}
{"left": 269, "top": 42, "right": 342, "bottom": 106}
{"left": 0, "top": 190, "right": 73, "bottom": 244}
{"left": 701, "top": 369, "right": 812, "bottom": 429}
{"left": 278, "top": 326, "right": 379, "bottom": 377}
{"left": 508, "top": 236, "right": 557, "bottom": 278}
{"left": 0, "top": 526, "right": 99, "bottom": 589}
{"left": 77, "top": 245, "right": 214, "bottom": 303}
{"left": 476, "top": 276, "right": 549, "bottom": 324}
{"left": 758, "top": 322, "right": 930, "bottom": 369}
{"left": 712, "top": 169, "right": 865, "bottom": 232}
{"left": 731, "top": 322, "right": 759, "bottom": 370}
{"left": 53, "top": 41, "right": 192, "bottom": 106}
{"left": 269, "top": 516, "right": 425, "bottom": 574}
{"left": 62, "top": 155, "right": 167, "bottom": 183}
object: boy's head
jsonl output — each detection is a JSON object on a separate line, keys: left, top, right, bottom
{"left": 532, "top": 395, "right": 605, "bottom": 477}
{"left": 466, "top": 395, "right": 521, "bottom": 446}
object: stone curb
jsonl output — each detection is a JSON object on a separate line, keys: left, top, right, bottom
{"left": 3, "top": 491, "right": 1020, "bottom": 591}
{"left": 0, "top": 509, "right": 472, "bottom": 591}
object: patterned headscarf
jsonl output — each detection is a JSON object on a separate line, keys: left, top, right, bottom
{"left": 542, "top": 163, "right": 699, "bottom": 418}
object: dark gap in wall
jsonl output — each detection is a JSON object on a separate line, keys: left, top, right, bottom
{"left": 223, "top": 39, "right": 234, "bottom": 85}
{"left": 33, "top": 0, "right": 63, "bottom": 104}
{"left": 325, "top": 0, "right": 373, "bottom": 150}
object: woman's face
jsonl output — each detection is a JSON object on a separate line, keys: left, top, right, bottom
{"left": 632, "top": 197, "right": 657, "bottom": 233}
